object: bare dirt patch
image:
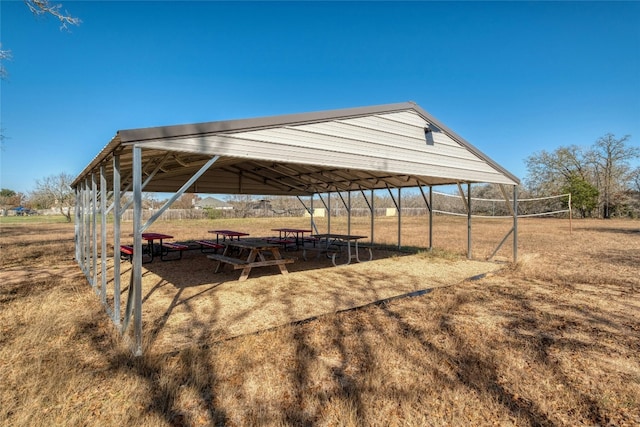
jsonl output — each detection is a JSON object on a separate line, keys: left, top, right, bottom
{"left": 133, "top": 248, "right": 501, "bottom": 351}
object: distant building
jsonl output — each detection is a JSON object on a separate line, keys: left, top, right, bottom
{"left": 252, "top": 199, "right": 272, "bottom": 211}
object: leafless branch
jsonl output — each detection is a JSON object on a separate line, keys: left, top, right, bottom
{"left": 24, "top": 0, "right": 81, "bottom": 29}
{"left": 0, "top": 46, "right": 11, "bottom": 80}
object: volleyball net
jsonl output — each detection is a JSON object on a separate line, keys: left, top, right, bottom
{"left": 429, "top": 191, "right": 571, "bottom": 219}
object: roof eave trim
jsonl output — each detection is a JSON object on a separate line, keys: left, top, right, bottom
{"left": 118, "top": 102, "right": 418, "bottom": 143}
{"left": 410, "top": 104, "right": 521, "bottom": 185}
{"left": 71, "top": 133, "right": 122, "bottom": 188}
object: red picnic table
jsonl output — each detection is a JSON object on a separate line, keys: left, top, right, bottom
{"left": 120, "top": 233, "right": 189, "bottom": 263}
{"left": 142, "top": 232, "right": 173, "bottom": 262}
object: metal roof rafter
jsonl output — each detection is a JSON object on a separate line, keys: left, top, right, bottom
{"left": 316, "top": 171, "right": 352, "bottom": 192}
{"left": 141, "top": 156, "right": 220, "bottom": 233}
{"left": 272, "top": 164, "right": 332, "bottom": 192}
{"left": 360, "top": 170, "right": 399, "bottom": 188}
{"left": 247, "top": 161, "right": 315, "bottom": 193}
{"left": 222, "top": 165, "right": 295, "bottom": 193}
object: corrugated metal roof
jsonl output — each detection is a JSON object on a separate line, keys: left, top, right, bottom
{"left": 72, "top": 102, "right": 519, "bottom": 193}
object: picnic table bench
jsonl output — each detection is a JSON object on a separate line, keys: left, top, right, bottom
{"left": 195, "top": 240, "right": 225, "bottom": 253}
{"left": 265, "top": 237, "right": 297, "bottom": 250}
{"left": 120, "top": 245, "right": 135, "bottom": 262}
{"left": 206, "top": 254, "right": 295, "bottom": 270}
{"left": 119, "top": 238, "right": 189, "bottom": 262}
{"left": 206, "top": 254, "right": 249, "bottom": 267}
{"left": 119, "top": 244, "right": 152, "bottom": 263}
{"left": 160, "top": 242, "right": 189, "bottom": 261}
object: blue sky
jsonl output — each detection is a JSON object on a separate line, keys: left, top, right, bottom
{"left": 1, "top": 1, "right": 639, "bottom": 195}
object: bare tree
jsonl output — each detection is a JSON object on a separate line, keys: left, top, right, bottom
{"left": 170, "top": 193, "right": 197, "bottom": 209}
{"left": 588, "top": 134, "right": 639, "bottom": 218}
{"left": 525, "top": 145, "right": 590, "bottom": 195}
{"left": 141, "top": 193, "right": 165, "bottom": 210}
{"left": 632, "top": 167, "right": 640, "bottom": 193}
{"left": 225, "top": 194, "right": 256, "bottom": 218}
{"left": 525, "top": 134, "right": 639, "bottom": 218}
{"left": 30, "top": 172, "right": 75, "bottom": 221}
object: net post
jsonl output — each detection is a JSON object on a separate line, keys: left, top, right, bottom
{"left": 467, "top": 183, "right": 472, "bottom": 260}
{"left": 371, "top": 189, "right": 375, "bottom": 245}
{"left": 568, "top": 193, "right": 573, "bottom": 235}
{"left": 513, "top": 185, "right": 518, "bottom": 263}
{"left": 429, "top": 186, "right": 433, "bottom": 251}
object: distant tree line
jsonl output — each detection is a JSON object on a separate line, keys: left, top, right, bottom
{"left": 525, "top": 134, "right": 639, "bottom": 218}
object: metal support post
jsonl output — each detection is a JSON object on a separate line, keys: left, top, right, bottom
{"left": 429, "top": 186, "right": 433, "bottom": 251}
{"left": 132, "top": 145, "right": 143, "bottom": 356}
{"left": 100, "top": 165, "right": 107, "bottom": 304}
{"left": 386, "top": 185, "right": 401, "bottom": 249}
{"left": 84, "top": 178, "right": 91, "bottom": 279}
{"left": 310, "top": 194, "right": 316, "bottom": 234}
{"left": 75, "top": 188, "right": 81, "bottom": 263}
{"left": 347, "top": 191, "right": 351, "bottom": 236}
{"left": 370, "top": 189, "right": 374, "bottom": 245}
{"left": 418, "top": 185, "right": 433, "bottom": 251}
{"left": 92, "top": 173, "right": 98, "bottom": 289}
{"left": 113, "top": 155, "right": 121, "bottom": 325}
{"left": 358, "top": 187, "right": 375, "bottom": 245}
{"left": 336, "top": 191, "right": 351, "bottom": 235}
{"left": 398, "top": 187, "right": 402, "bottom": 249}
{"left": 467, "top": 183, "right": 472, "bottom": 260}
{"left": 513, "top": 185, "right": 518, "bottom": 263}
{"left": 327, "top": 192, "right": 331, "bottom": 235}
{"left": 316, "top": 194, "right": 329, "bottom": 234}
{"left": 141, "top": 156, "right": 219, "bottom": 232}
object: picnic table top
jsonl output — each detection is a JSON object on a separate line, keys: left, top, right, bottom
{"left": 209, "top": 230, "right": 250, "bottom": 237}
{"left": 313, "top": 233, "right": 367, "bottom": 241}
{"left": 141, "top": 232, "right": 173, "bottom": 240}
{"left": 225, "top": 239, "right": 283, "bottom": 250}
{"left": 271, "top": 228, "right": 313, "bottom": 233}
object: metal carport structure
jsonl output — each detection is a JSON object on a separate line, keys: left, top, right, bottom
{"left": 72, "top": 101, "right": 520, "bottom": 355}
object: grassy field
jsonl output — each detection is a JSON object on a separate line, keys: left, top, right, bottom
{"left": 0, "top": 215, "right": 71, "bottom": 225}
{"left": 1, "top": 216, "right": 639, "bottom": 426}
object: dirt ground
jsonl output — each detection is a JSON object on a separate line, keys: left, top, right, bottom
{"left": 1, "top": 216, "right": 639, "bottom": 426}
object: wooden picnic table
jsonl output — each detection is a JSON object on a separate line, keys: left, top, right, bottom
{"left": 207, "top": 239, "right": 294, "bottom": 281}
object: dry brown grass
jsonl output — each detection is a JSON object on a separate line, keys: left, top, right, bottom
{"left": 1, "top": 216, "right": 639, "bottom": 426}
